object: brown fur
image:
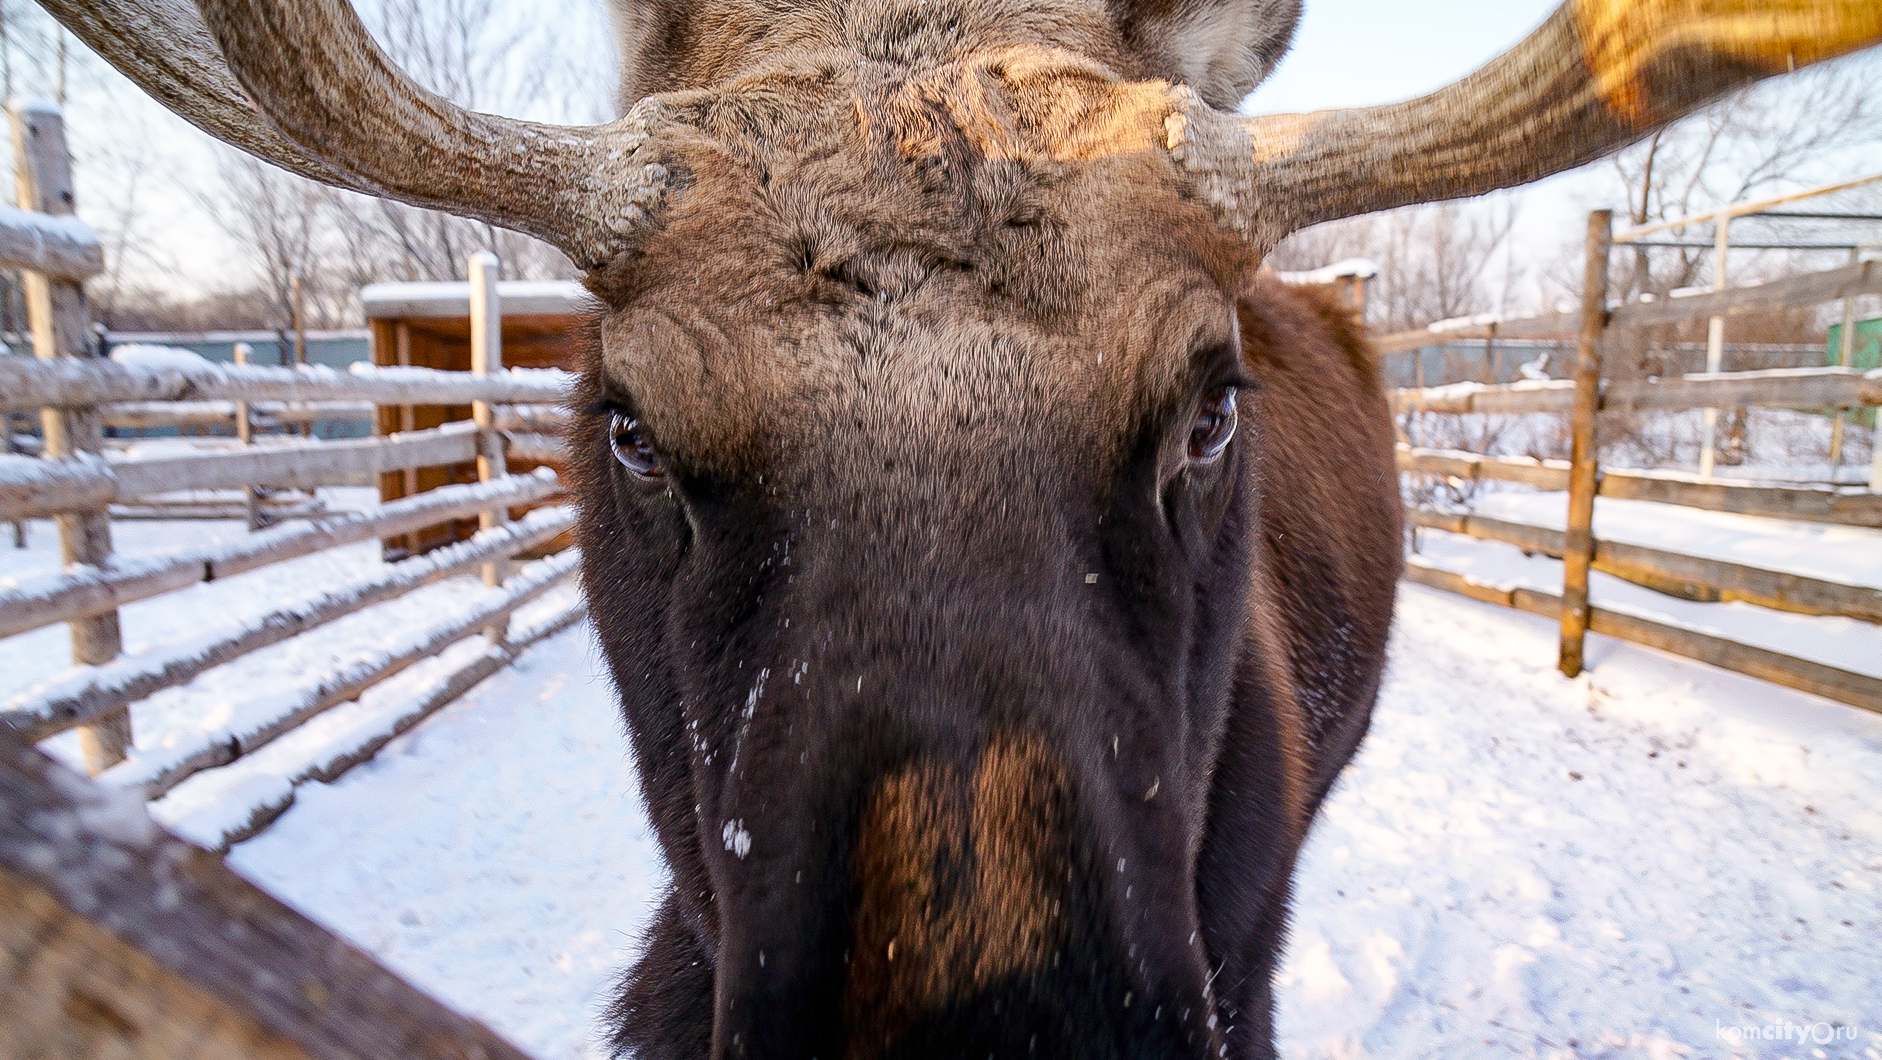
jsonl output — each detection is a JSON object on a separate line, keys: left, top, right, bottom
{"left": 569, "top": 7, "right": 1398, "bottom": 1059}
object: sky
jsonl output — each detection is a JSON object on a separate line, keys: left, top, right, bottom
{"left": 16, "top": 0, "right": 1880, "bottom": 313}
{"left": 1245, "top": 0, "right": 1560, "bottom": 114}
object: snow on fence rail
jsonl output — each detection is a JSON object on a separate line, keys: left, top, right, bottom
{"left": 0, "top": 421, "right": 496, "bottom": 520}
{"left": 0, "top": 355, "right": 572, "bottom": 410}
{"left": 1378, "top": 208, "right": 1882, "bottom": 712}
{"left": 1389, "top": 366, "right": 1882, "bottom": 416}
{"left": 0, "top": 202, "right": 104, "bottom": 280}
{"left": 5, "top": 232, "right": 578, "bottom": 822}
{"left": 1396, "top": 447, "right": 1882, "bottom": 527}
{"left": 0, "top": 470, "right": 562, "bottom": 641}
{"left": 1371, "top": 257, "right": 1882, "bottom": 355}
{"left": 4, "top": 508, "right": 575, "bottom": 742}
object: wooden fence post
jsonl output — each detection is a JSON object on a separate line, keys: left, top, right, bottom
{"left": 2, "top": 376, "right": 24, "bottom": 548}
{"left": 10, "top": 99, "right": 126, "bottom": 770}
{"left": 1560, "top": 209, "right": 1611, "bottom": 678}
{"left": 1697, "top": 215, "right": 1731, "bottom": 479}
{"left": 233, "top": 341, "right": 263, "bottom": 530}
{"left": 469, "top": 252, "right": 510, "bottom": 639}
{"left": 1828, "top": 247, "right": 1857, "bottom": 470}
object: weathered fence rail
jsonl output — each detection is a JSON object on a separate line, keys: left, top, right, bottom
{"left": 0, "top": 354, "right": 570, "bottom": 410}
{"left": 1398, "top": 446, "right": 1882, "bottom": 527}
{"left": 0, "top": 421, "right": 493, "bottom": 518}
{"left": 0, "top": 727, "right": 543, "bottom": 1060}
{"left": 97, "top": 399, "right": 375, "bottom": 429}
{"left": 0, "top": 470, "right": 561, "bottom": 640}
{"left": 1385, "top": 201, "right": 1882, "bottom": 713}
{"left": 1390, "top": 366, "right": 1881, "bottom": 416}
{"left": 1374, "top": 257, "right": 1882, "bottom": 354}
{"left": 1403, "top": 560, "right": 1881, "bottom": 708}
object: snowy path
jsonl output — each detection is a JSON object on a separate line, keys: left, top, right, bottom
{"left": 215, "top": 585, "right": 1882, "bottom": 1060}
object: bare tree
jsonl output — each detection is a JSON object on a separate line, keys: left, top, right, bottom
{"left": 1604, "top": 56, "right": 1882, "bottom": 311}
{"left": 1270, "top": 195, "right": 1521, "bottom": 332}
{"left": 194, "top": 154, "right": 356, "bottom": 344}
{"left": 310, "top": 0, "right": 611, "bottom": 283}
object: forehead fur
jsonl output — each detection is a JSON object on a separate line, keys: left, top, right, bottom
{"left": 594, "top": 50, "right": 1250, "bottom": 475}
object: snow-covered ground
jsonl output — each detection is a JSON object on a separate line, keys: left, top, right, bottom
{"left": 6, "top": 485, "right": 1880, "bottom": 1059}
{"left": 210, "top": 591, "right": 1880, "bottom": 1060}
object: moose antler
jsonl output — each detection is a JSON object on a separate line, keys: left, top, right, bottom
{"left": 1175, "top": 0, "right": 1882, "bottom": 252}
{"left": 41, "top": 0, "right": 678, "bottom": 270}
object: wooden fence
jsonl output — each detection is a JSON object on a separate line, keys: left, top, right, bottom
{"left": 0, "top": 100, "right": 575, "bottom": 1057}
{"left": 0, "top": 102, "right": 582, "bottom": 838}
{"left": 1379, "top": 206, "right": 1882, "bottom": 712}
{"left": 0, "top": 339, "right": 582, "bottom": 793}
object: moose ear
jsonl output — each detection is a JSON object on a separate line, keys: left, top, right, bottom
{"left": 607, "top": 0, "right": 695, "bottom": 109}
{"left": 1114, "top": 0, "right": 1303, "bottom": 109}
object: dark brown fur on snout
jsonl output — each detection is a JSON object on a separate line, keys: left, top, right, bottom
{"left": 566, "top": 5, "right": 1396, "bottom": 1060}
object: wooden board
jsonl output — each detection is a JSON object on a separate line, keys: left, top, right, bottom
{"left": 371, "top": 314, "right": 586, "bottom": 558}
{"left": 1397, "top": 447, "right": 1882, "bottom": 528}
{"left": 1404, "top": 506, "right": 1882, "bottom": 624}
{"left": 0, "top": 727, "right": 541, "bottom": 1060}
{"left": 1402, "top": 559, "right": 1882, "bottom": 713}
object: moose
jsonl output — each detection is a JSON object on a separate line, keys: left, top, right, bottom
{"left": 48, "top": 0, "right": 1880, "bottom": 1056}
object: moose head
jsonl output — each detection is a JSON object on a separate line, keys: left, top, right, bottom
{"left": 48, "top": 0, "right": 1882, "bottom": 1057}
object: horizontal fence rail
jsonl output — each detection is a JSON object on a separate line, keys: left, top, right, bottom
{"left": 1398, "top": 447, "right": 1882, "bottom": 528}
{"left": 2, "top": 509, "right": 574, "bottom": 743}
{"left": 0, "top": 202, "right": 104, "bottom": 280}
{"left": 103, "top": 553, "right": 582, "bottom": 802}
{"left": 0, "top": 355, "right": 571, "bottom": 411}
{"left": 0, "top": 422, "right": 500, "bottom": 519}
{"left": 1391, "top": 367, "right": 1882, "bottom": 416}
{"left": 1403, "top": 560, "right": 1882, "bottom": 709}
{"left": 1374, "top": 258, "right": 1882, "bottom": 354}
{"left": 1405, "top": 506, "right": 1882, "bottom": 625}
{"left": 0, "top": 469, "right": 562, "bottom": 641}
{"left": 99, "top": 399, "right": 376, "bottom": 428}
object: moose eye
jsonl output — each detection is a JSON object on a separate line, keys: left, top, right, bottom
{"left": 608, "top": 411, "right": 663, "bottom": 478}
{"left": 1188, "top": 387, "right": 1238, "bottom": 464}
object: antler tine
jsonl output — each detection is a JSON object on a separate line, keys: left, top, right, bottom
{"left": 1172, "top": 0, "right": 1882, "bottom": 253}
{"left": 44, "top": 0, "right": 677, "bottom": 270}
{"left": 38, "top": 0, "right": 376, "bottom": 195}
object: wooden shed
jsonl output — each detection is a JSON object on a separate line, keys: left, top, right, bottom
{"left": 364, "top": 280, "right": 590, "bottom": 558}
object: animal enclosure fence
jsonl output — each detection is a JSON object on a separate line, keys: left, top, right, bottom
{"left": 0, "top": 104, "right": 586, "bottom": 853}
{"left": 1364, "top": 191, "right": 1882, "bottom": 713}
{"left": 0, "top": 100, "right": 571, "bottom": 1060}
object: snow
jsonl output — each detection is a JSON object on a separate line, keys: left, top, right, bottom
{"left": 226, "top": 617, "right": 658, "bottom": 1060}
{"left": 1276, "top": 585, "right": 1881, "bottom": 1059}
{"left": 0, "top": 202, "right": 100, "bottom": 246}
{"left": 206, "top": 590, "right": 1882, "bottom": 1060}
{"left": 110, "top": 342, "right": 212, "bottom": 372}
{"left": 1276, "top": 258, "right": 1380, "bottom": 285}
{"left": 1465, "top": 492, "right": 1882, "bottom": 592}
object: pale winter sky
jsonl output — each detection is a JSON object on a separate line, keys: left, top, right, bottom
{"left": 22, "top": 0, "right": 1878, "bottom": 311}
{"left": 1246, "top": 0, "right": 1560, "bottom": 114}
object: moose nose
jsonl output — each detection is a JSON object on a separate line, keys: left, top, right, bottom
{"left": 706, "top": 725, "right": 1223, "bottom": 1060}
{"left": 842, "top": 731, "right": 1074, "bottom": 1058}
